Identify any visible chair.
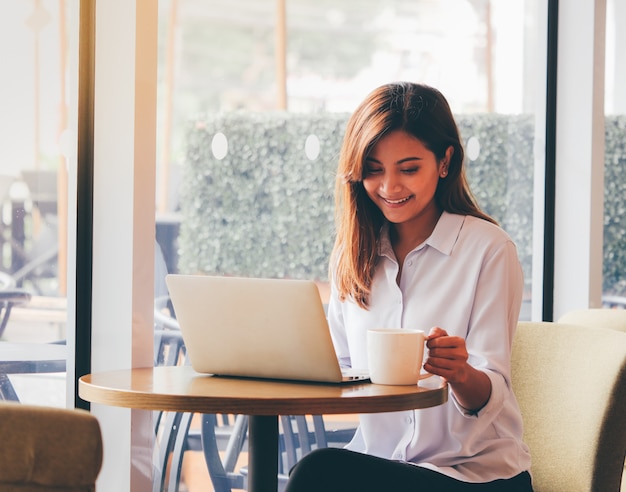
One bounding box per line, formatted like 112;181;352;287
151;250;355;491
0;402;103;492
557;308;626;491
226;414;356;492
152;304;356;492
0;271;31;338
152;298;246;492
200;413;249;492
602;296;626;309
152;306;191;492
557;308;626;333
512;321;626;492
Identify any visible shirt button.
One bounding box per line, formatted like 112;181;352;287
407;260;413;267
393;453;403;460
405;416;413;424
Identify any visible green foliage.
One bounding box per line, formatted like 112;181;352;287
179;112;345;279
178;112;624;295
603;115;626;295
458;114;535;290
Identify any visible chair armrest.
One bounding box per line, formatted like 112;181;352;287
0;289;32;304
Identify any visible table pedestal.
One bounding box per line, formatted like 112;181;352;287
249;415;280;492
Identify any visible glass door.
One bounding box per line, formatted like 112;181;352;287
0;1;78;407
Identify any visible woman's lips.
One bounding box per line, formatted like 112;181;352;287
381;195;412;205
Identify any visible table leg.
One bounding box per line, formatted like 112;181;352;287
248;415;279;492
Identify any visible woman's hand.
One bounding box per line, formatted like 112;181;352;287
424;327;470;384
425;327;492;412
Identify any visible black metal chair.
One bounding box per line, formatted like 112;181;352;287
151;245;356;491
236;414;357;492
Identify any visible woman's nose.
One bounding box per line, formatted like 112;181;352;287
381;172;401;193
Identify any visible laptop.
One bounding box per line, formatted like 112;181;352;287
165;274;369;384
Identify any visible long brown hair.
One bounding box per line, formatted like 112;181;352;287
331;82;496;308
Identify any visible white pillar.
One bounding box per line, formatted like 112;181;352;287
91;0;157;490
553;0;606;318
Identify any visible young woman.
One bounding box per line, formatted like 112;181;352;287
285;82;533;491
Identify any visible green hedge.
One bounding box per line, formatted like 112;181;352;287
178;112;624;295
603;116;626;295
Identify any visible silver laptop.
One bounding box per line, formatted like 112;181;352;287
165;274;369;384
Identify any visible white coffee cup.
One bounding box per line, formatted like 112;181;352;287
367;328;432;385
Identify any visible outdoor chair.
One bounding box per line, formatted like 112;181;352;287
512;321;626;492
9;170;60;296
152;291;356;492
0;271;31;338
0;402;103;492
152;294;247;492
151;246;356;491
207;413;356;492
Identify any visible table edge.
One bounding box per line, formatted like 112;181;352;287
79;373;448;415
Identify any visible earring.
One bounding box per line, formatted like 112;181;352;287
441;169;448;177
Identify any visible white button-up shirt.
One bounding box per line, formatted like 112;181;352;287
327;212;532;482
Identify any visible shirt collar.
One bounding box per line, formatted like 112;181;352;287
427;211;465;256
378;211;465;259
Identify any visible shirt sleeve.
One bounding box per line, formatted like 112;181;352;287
450;238;523;418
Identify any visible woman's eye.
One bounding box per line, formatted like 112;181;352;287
365;167;382;175
401;167;418;174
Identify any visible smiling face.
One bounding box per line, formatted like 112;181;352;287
362;129;450;235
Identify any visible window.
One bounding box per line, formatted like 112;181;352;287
603;0;626;308
0;0;78;408
157;0;546;318
154;0;548;488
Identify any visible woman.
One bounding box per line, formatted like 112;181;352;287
285;82;533;491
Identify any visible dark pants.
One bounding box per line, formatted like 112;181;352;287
284;448;533;492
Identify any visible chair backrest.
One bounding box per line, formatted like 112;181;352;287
0;402;102;491
512;321;626;492
558;308;626;333
234;414;355;492
279;415;328;474
201;413;249;492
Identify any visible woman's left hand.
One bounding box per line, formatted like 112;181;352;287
424;326;492;412
424;327;470;384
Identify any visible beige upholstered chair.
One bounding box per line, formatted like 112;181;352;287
512;321;626;492
558;308;626;333
557;308;626;491
0;402;103;492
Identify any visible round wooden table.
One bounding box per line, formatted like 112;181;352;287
79;365;448;492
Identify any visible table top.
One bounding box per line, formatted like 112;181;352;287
0;342;66;374
79;365;448;415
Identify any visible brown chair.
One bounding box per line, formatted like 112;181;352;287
512;321;626;492
0;402;103;492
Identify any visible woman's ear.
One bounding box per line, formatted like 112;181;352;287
445;145;454;162
440;146;454;177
